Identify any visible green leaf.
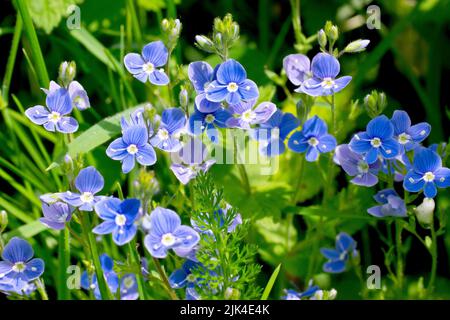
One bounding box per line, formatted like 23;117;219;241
27;0;83;34
261;264;281;300
3;220;47;240
48;105;143;170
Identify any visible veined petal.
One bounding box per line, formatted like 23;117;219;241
106;138;129;160
94;198;121;220
120;199;140;224
123;125;148;146
302;115;328;137
112;225;137;246
56;117;78;134
317;134;336;153
124;53;145;74
92;220;116;235
136;144;157;166
413;148;442;174
403;171;425;192
349;132;372;154
283;54;311;86
279;113;300;140
170;164;196;185
188;61;213;93
144;235;168;258
332;76;352;93
391;110;411;135
252;102;277;124
46;87;72;115
122;154;136;173
423;182;437;198
305;146;319;162
2;238;34;263
237;79;259;101
141;41;168;67
148;70;169;86
161;108;186;134
205;81;228;103
173;226;200;250
311;53;340;79
380;138;400;159
216;59;246;84
366;115;394;140
149;207;181;236
297;77;324;97
408;122;431;143
23;258;44;281
195;93;221;113
434;167;450;188
75;166;104;194
288;132;308;153
25;105;50;125
351;172;378;187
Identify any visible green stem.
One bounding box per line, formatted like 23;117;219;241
152;257;179;300
291;156;305;204
15;0;49;87
35;278;49;300
80;211;113;300
427;222;438;293
128;240;147;300
395;220;404;294
57;228;70;300
126;0;142;47
1;14;22;108
289;0;303;48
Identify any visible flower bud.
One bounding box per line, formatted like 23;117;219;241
58;61;76;87
195;35;215;53
364;90;387;118
224;287;241;300
414;198;435;227
179;89;188;108
324;21;339;42
161;19;170;32
344;39;370;53
214;32;223;46
0;210;8;233
318;29;327;48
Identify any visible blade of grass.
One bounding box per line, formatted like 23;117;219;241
261;263;281;300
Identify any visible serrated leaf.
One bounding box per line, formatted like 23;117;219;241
48;105;143;170
27;0;83;34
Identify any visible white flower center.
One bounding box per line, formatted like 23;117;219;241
205;114;215;124
321;77;336;89
308;137;319;147
357;160;369;173
115;214;127;226
370;137;382;148
127;144;139;155
12;262;26;273
161;233;176;246
80;192;94;203
241;110;256;122
398;133;410;145
157;128;170;140
227;82;239;92
123;276;135;289
186;274;197;283
48;111;61;123
423;171;435;182
142;62;155;74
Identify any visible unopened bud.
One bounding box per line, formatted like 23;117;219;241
364;90;387;118
415;198;435;227
195;35;215;53
0;210;7;233
344;39;370;53
318;29;327;48
161;19;170;32
58;61;76;87
179;89;188;108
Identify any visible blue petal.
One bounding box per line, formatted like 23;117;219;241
106;138;129;160
188;111;206;135
216;59;246;84
122;154;136;173
161;108;186;134
173;226;200;252
302;116;327;138
206;125;219;144
25;105;50;125
141;41;168;67
279;113;300;140
94;198;121;220
305;146;319;162
23;258;44;281
148;69;169;86
144;235;168;258
373;188;398;204
205;82;228;103
149;207;181;236
288;132;308;153
46;88;72;115
56;117;78;134
332;76;352;93
92;221;116;235
136;144;157;166
413;148;442;174
237;79;259;101
336;232;355;252
0;261;12;275
320;248;340;260
380;138;400;159
44;121;56;132
150;135;182;152
226;92;241;105
120;199;140;224
348;132;372;154
169;268;188;289
188;61;213;93
261;109;283;129
283;53;311;86
297;77;325;97
100;254;114;272
403;171;425;192
367;205;384;217
366;115;394;140
170;164;196;185
253;102;277;125
212;108;232;128
435;168;450;188
113;225;137;245
317;134;336;153
124;53;145;75
75;166;104;194
195;93;221;113
260;139;285;157
68;81;90;110
351;172;378;187
408;122;431;143
323;259;346;273
311;53;340;79
2;238;34;263
423;182;437;198
391;110;411;135
123;126;148;146
365;148;379;165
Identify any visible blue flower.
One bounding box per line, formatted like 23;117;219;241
191;202;242;236
169;260;201;289
390;110;431;153
334;144;380;187
119;274;139;300
297;53;352;97
150;108;186;152
124;40;169;85
320;232;358;273
282;282;320;300
107;125;157;174
226;100;277;129
40;201;73;230
188;61;221;113
253;109;300;156
349;115;400;164
367;189;407;218
403;148;450;198
144;207;200;259
288;115;337;162
81;253;119;300
170;138;216;185
283;54;312;87
0;238;45;290
25;87;78;133
205;59;259;105
93;198;140;246
189;107;231;143
59;166;105;211
43;80;91;110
